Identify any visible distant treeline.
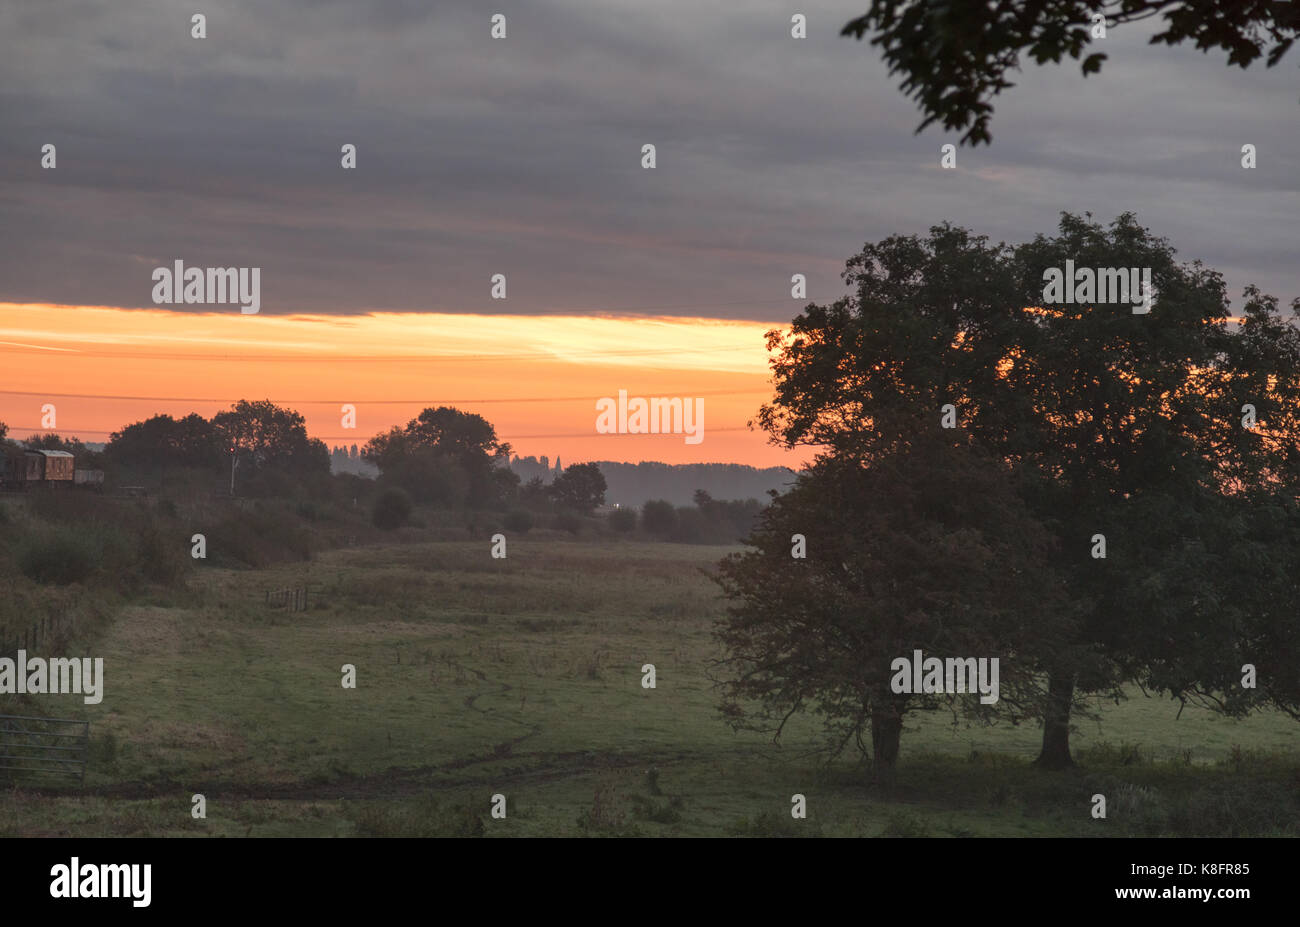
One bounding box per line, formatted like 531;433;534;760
2;408;780;543
509;457;793;508
326;447;793;509
329;444;379;477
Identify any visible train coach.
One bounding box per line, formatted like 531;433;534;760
1;448;76;490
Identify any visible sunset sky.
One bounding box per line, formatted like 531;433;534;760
2;2;1294;468
0;303;801;466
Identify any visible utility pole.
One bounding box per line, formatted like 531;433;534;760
229;446;237;496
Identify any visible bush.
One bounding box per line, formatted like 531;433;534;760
576;782;642;836
19;530;95;585
207;507;313;568
372;488;412;530
554;511;582;535
502;509;534;533
90;731;120;769
641;499;676;537
132;521;191;586
629;793;683;824
608;507;637;533
672;506;705;542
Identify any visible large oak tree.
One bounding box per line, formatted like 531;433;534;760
752;212;1300;768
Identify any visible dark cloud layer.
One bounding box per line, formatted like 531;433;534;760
1;0;1296;319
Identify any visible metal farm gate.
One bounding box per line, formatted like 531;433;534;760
0;714;89;787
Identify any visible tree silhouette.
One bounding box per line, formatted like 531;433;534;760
714;434;1073;783
753;212;1300;768
842;1;1300;145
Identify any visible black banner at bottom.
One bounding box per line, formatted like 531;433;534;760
1;836;1286;915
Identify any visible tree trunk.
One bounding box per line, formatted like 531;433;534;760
1035;672;1075;769
870;696;903;787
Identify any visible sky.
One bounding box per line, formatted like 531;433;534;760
1;1;1297;465
0;304;786;465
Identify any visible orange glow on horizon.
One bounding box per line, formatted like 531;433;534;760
0;303;812;469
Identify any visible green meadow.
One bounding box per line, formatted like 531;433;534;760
1;534;1296;837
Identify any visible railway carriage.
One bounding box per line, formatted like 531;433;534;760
1;449;76;489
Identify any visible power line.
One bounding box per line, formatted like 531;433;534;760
437;297;801;315
6;425;757;440
4;296;800;318
0;388;769;404
0;344;764;363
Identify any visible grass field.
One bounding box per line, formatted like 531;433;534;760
2;534;1296;837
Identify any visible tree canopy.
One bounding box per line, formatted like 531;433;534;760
743;212;1300;769
363;407;516;508
107;413;223;472
212;400;329;477
714;434;1075;781
549;462;607;514
841;1;1300;145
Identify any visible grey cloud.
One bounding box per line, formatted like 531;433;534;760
0;0;1295;318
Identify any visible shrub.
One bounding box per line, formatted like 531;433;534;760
554;511;582;535
576;782;642;836
90;730;120;769
206;508;313;568
672;506;705;542
502;509;534;533
608;507;637;533
641;499;676;536
19;530;95;585
629;793;683;824
133;521;190;586
372;488;412;530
